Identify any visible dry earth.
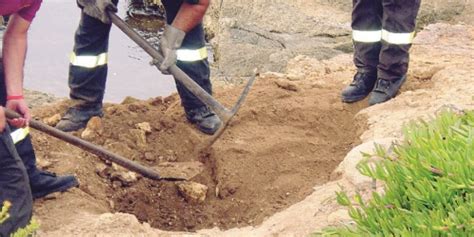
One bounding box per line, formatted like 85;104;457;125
28;22;474;237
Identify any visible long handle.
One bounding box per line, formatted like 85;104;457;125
4;109;165;180
109;13;232;122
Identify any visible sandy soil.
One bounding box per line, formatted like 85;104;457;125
30;65;364;232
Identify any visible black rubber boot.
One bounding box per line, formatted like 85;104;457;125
368;75;407;105
341;72;377;103
15;136;79;199
30;171;79;199
185;106;222;135
55;104;103;132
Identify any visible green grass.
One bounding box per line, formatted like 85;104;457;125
318;110;474;237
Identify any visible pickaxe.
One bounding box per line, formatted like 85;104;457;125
109;13;257;148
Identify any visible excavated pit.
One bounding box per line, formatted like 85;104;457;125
32;75;364;232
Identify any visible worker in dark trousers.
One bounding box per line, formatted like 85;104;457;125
56;0;221;135
341;0;421;105
0;4;80;235
0;108;33;236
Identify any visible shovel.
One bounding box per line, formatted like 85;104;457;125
5;109;204;181
109;13;257;148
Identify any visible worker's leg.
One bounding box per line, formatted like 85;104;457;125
341;0;383;103
369;0;421;105
14;130;79;199
56;0;119;132
0;58;79;200
162;0;221;135
0;126;33;236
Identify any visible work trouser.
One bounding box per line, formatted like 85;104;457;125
0;57;38;236
0;58;38;184
70;0;211;111
0;126;33;236
352;0;421;81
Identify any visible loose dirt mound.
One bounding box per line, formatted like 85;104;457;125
32;74;362;232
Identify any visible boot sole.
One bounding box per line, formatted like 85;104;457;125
32;178;80;199
341;94;369;103
368;76;407;106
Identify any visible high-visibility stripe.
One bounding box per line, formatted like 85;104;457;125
70;52;108;68
176;47;208;62
10;127;29;144
352;30;382;43
382;29;415;45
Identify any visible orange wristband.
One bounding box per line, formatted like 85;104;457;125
6;95;24;100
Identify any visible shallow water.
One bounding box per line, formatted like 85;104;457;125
24;0;175;103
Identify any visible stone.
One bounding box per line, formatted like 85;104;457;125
43;114;61;127
121;96;140;105
95;163;109;179
286;73;304;81
332;138;398;187
129;129;147;149
87;117;103;133
178;182;209;203
81;117;103;140
111;171;139;187
135;122;152;134
274;80;300;92
81;128;97;141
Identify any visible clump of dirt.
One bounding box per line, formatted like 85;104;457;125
33;75;363;231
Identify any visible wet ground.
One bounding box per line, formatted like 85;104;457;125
24;0;175;103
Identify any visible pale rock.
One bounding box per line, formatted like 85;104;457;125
43;114;61;127
135;122;152;134
286;73;304;81
95;163;109;178
87;117;104;134
274;80;300;92
111;171;139;186
178;182;209;203
332;138;397;187
121;96;140;105
81;128;97;141
326;209;350;226
129;129;147;148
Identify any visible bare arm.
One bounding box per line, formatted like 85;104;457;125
3;14;32;126
172;0;210;32
0;107;5;132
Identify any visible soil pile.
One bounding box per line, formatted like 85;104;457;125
32;73;362;232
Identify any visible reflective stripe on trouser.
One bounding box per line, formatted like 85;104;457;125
68;6;115;107
163;0;212;111
0;126;33;236
70;52;108;69
177;47;208;62
352;0;420;81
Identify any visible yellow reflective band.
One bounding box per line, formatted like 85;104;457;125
382;29;415;45
10;127;30;144
176;47;208;62
70;52;108;68
352;30;382;43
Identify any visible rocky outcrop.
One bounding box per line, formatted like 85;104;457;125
206;0;474;78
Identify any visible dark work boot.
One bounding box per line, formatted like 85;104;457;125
368;76;407;105
185;106;222;135
55;104;103;132
341;72;378;103
30;171;79;199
